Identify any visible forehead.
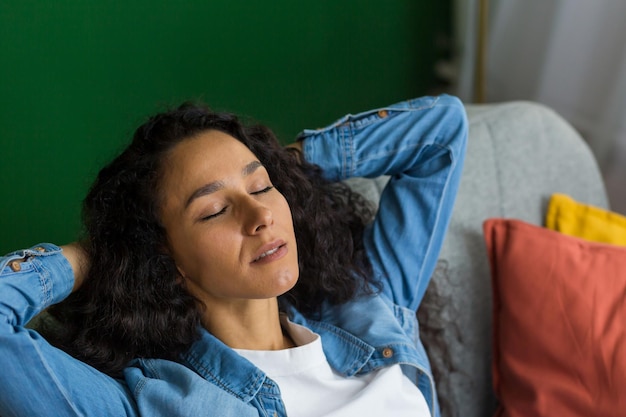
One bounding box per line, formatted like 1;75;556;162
165;130;256;177
159;130;259;206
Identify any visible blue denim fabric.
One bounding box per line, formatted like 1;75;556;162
0;95;467;417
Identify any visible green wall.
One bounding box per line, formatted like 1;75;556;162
0;1;450;253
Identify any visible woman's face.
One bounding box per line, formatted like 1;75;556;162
159;130;299;309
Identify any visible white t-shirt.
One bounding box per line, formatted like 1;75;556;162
235;317;431;417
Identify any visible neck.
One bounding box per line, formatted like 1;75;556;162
201;297;295;350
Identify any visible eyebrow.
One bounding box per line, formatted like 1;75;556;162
184;160;263;209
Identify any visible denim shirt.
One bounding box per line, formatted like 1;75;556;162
0;95;467;417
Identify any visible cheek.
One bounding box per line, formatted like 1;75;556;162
166;228;206;280
276;194;294;223
181;230;242;279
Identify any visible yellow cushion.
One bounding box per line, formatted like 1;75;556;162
546;193;626;245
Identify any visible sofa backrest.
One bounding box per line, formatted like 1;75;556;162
346;101;609;417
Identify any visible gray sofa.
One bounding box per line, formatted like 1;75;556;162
347;102;609;417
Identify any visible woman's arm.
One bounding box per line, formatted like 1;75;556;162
297;95;468;311
60;242;89;292
0;244;137;416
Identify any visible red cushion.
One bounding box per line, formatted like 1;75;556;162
484;219;626;417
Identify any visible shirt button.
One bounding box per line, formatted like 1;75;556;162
377;109;389;118
34;246;45;252
9;260;22;272
382;347;394;358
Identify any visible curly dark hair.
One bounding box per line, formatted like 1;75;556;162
44;103;377;377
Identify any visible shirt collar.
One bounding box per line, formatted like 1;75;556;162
181;329;267;403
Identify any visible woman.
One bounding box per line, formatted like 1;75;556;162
0;94;467;417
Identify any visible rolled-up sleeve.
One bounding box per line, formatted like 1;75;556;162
0;244;137;416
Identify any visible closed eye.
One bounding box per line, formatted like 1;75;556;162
200;207;227;222
251;186;274;195
198;186;273;222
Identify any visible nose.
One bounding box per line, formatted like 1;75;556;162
242;197;273;235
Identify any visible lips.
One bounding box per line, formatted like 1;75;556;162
251;240;287;263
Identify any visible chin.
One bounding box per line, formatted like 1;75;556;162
275;269;299;295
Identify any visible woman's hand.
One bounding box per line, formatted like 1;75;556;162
285;141;302;153
60;243;89;292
